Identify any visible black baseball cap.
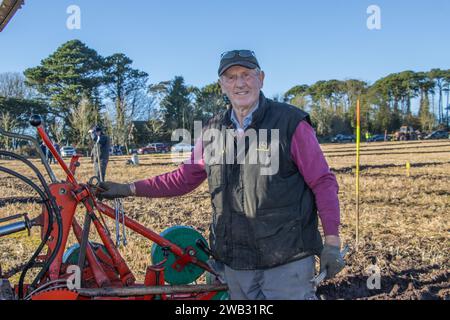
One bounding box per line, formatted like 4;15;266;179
218;50;261;76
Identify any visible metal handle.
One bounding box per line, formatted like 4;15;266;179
311;245;349;286
0;214;32;238
114;199;127;247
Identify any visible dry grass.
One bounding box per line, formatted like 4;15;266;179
1;140;449;299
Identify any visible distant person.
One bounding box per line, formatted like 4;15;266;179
89;126;110;181
49;142;61;164
40;142;48;164
47;147;54;164
54;143;61;156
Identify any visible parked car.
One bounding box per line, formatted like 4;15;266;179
171;143;194;153
368;134;391;142
331;134;355;143
61;146;77;157
424;130;449;140
138;143;171;154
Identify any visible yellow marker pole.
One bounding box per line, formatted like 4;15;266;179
355;99;361;250
406;161;411;177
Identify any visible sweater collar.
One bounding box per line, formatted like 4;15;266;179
222;92;269;129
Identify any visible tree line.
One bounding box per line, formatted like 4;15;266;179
0;39;449;151
284;69;450;137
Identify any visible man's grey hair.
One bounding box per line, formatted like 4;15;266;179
219;67;262;80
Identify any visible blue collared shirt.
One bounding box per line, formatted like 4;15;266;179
230;102;259;131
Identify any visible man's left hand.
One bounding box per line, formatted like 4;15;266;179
320;240;345;279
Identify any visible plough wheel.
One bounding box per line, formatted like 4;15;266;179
151;226;209;285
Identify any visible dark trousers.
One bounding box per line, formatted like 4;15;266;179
94;159;108;181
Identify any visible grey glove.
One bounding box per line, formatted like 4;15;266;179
320;244;345;279
98;182;133;200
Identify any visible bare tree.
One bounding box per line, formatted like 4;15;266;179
48;119;66;145
102;111;115;145
103;53;149;148
0;72;33;99
0;112;19;150
69;97;97;148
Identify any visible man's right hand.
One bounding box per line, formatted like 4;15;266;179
97;182;134;200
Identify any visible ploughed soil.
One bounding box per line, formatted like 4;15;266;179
1;140;449;300
317;252;449;300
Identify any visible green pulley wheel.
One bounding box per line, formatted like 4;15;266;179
151;226;209;285
63;242;109;266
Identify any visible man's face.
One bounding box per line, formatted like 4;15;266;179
219;65;265;110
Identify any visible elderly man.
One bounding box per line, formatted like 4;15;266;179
98;50;344;300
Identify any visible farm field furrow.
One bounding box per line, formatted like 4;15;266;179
0;140;449;299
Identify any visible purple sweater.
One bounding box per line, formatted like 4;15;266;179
134;121;340;236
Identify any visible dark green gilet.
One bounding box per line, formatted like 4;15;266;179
204;93;323;270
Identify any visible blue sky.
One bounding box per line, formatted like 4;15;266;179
0;0;449;100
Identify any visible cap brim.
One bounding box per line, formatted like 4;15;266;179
219;61;259;76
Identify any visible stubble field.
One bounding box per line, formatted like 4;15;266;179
0;140;449;300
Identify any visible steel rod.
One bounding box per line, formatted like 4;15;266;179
77;284;229;297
